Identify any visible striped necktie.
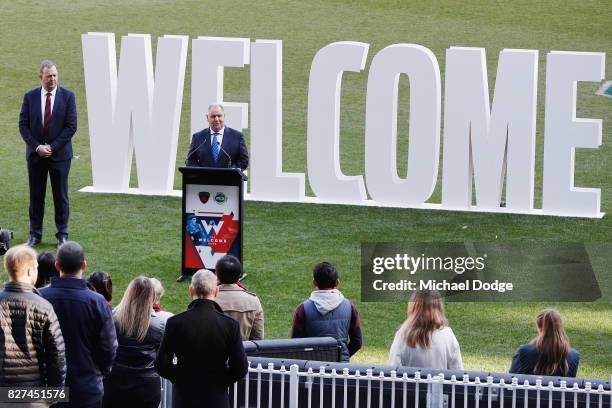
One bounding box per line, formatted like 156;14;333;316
212;133;219;162
43;92;52;138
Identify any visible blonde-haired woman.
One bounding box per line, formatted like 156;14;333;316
389;290;463;370
103;277;165;408
150;277;173;321
510;309;580;377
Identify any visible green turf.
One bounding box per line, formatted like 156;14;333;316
0;0;610;379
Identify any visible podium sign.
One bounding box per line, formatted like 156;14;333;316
179;167;244;276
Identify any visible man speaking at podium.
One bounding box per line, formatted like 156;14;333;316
186;104;249;170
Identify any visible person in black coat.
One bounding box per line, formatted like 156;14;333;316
103;276;165;408
155;269;248;408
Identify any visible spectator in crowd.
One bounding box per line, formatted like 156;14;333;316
35;251;59;288
88;271;113;305
510;309;580;377
103;276;165;408
0;246;66;398
40;241;117;408
291;262;362;362
151;277;173;321
215;255;264;340
150;277;174;408
155;269;248;408
389;290;463;370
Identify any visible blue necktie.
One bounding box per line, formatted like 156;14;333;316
212;133;219;162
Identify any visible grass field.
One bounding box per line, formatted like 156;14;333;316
0;1;610;379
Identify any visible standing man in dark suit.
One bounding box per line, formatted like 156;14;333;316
155;269;248;408
19;60;77;248
186;104;249;170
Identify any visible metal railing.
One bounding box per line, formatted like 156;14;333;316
233;362;610;408
160;361;611;408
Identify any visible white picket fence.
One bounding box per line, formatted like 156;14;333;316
160;361;611;408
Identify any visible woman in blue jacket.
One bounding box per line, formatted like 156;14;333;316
510;309;580;377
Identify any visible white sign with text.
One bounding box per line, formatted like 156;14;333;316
80;33;605;218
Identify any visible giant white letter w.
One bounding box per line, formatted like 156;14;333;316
82;33;188;195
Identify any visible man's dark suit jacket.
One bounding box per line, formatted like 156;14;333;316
155;299;248;408
19;86;77;162
186;127;249;170
40;277;117;406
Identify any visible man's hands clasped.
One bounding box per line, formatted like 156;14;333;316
36;144;53;158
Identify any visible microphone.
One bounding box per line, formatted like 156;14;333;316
184;134;209;166
220;144;247;180
220;145;233;168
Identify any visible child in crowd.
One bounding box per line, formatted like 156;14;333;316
35;251;58;288
510;309;580;377
88;271;113;306
389;290;463;370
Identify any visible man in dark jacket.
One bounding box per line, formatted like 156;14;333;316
40;242;117;408
155;269;248;408
291;262;363;362
185;104;249;170
0;245;66;398
19;60;77;248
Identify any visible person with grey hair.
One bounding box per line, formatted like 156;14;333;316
150;277;173;321
155;269;247;408
149;277;173;407
185;104;249;170
19;60;77;248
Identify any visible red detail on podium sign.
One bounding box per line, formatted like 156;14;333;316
184;231;205;269
209;214;239;254
199;191;210;204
